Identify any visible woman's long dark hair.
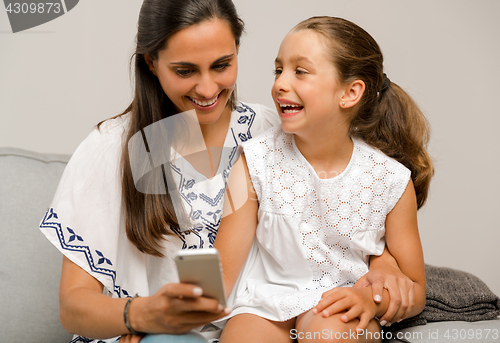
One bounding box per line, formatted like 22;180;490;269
101;0;244;257
293;17;434;209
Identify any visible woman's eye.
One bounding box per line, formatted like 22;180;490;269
213;63;230;71
176;69;194;77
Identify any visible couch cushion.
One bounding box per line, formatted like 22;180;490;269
0;147;73;342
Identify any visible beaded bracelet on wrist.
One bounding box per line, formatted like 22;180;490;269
123;294;142;335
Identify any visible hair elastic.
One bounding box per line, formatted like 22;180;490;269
381;73;391;93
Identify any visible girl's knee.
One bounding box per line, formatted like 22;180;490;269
296;313;380;343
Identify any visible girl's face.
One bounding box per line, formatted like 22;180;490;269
272;29;345;136
148;19;238;126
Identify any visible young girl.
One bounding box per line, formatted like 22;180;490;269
215;16;433;342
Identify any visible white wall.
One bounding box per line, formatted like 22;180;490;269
1;0;499;296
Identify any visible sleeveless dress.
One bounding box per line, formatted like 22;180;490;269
225;126;411;322
39;102;279;343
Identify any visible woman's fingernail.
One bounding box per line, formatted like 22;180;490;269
380;320;387;326
192;287;203;296
374;294;382;302
217;304;224;312
224;307;232;315
398;319;403;323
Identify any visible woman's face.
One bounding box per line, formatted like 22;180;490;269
148;19;239;126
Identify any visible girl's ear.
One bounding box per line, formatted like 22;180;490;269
144;54;157;76
340;80;365;108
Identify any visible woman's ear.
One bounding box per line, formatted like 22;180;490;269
144;54;157;76
340;80;365;108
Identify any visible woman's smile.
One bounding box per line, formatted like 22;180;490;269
147;19;239;126
187;91;223;111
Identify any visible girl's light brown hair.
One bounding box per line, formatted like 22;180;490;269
293;16;433;209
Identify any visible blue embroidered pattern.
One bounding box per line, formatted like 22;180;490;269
40;208;128;298
169;104;257;250
199;188;225;206
229;103;256;166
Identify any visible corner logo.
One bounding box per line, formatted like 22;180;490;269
3;0;79;33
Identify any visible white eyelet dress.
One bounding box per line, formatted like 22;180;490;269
225;126;411;322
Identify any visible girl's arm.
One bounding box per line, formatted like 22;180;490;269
60;256;228;339
214;154;259;296
383;179;426;317
354;246;416;325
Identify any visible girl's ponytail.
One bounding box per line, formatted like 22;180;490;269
351;81;434;209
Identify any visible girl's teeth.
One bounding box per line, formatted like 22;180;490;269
279;103;303;114
280;104;301;108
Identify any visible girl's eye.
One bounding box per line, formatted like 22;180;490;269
176;69;194;77
213;63;231;71
273;69;282;76
295;69;307;75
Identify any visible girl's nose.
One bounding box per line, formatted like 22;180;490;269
273;73;289;94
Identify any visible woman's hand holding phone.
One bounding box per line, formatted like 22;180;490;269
127;281;230;335
125;249;230;335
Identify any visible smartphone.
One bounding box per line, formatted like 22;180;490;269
174;248;226;307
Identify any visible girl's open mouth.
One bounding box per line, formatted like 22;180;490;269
280;104;304;114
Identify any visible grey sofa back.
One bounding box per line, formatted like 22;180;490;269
0;147;74;342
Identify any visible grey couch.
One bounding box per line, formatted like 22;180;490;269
0;147;73;342
1;147;499;343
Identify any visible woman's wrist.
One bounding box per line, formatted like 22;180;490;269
127;295;147;335
124;294;143;335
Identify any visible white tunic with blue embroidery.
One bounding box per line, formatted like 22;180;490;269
39;102;279;343
224;126;411;322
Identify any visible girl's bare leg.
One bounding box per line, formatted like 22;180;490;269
295;310;381;343
219;313;295;343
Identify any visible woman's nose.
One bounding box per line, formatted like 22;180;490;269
195;74;218;99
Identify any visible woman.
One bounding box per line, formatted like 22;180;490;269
39;1;416;342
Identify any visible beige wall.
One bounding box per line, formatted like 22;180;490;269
1;0;499;296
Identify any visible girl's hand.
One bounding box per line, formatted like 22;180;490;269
312;287;377;332
353;260;415;326
131;283;231;335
